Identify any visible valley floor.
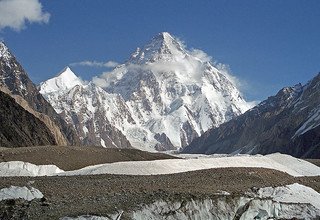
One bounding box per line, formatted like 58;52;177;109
0;146;320;219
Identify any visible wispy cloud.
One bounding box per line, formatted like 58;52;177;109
70;60;119;68
0;0;50;31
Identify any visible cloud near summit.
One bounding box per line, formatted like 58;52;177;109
0;0;50;31
70;60;119;68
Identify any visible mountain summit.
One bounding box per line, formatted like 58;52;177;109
129;32;186;63
40;32;253;150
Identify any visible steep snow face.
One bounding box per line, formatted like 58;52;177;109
39;67;83;94
0;186;43;201
40;32;252;150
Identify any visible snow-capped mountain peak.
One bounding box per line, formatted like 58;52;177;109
40;32;253;151
39;67;83;94
129;32;186;63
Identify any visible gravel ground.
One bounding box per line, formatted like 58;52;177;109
306;159;320;167
0;167;319;220
0;146;176;170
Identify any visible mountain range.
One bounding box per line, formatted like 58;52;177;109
0;32;319;158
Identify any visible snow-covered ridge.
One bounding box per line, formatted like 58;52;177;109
40;32;254;150
1;153;319;177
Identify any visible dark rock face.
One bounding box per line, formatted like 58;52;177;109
0;91;57;147
72;103;132;149
0;42;80;146
184;73;320;158
154;133;175;151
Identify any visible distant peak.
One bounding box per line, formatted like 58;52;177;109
40;67;83;94
56;66;75;77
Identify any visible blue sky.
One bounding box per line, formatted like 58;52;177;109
1;0;320;102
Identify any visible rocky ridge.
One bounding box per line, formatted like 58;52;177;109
183;73;320;158
0;42;80;147
0;90;57;147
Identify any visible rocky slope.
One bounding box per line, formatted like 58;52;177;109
183;73;320;158
0;90;57;147
40;32;252;150
0;42;80;146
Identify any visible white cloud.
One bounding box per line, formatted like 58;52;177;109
190;49;212;62
0;0;50;31
92;76;109;88
70;60;119;68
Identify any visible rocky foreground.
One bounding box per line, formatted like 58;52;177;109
0;168;319;219
0;147;319;219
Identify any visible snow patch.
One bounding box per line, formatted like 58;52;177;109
0;161;64;176
0;186;43;201
295;106;320;136
100;139;106;148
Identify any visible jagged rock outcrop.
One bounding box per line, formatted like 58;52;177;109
0;90;57;147
184;73;320;158
0;42;80;146
40;32;252;150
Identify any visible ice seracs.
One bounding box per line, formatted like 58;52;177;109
40;32;253;150
132;183;320;220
